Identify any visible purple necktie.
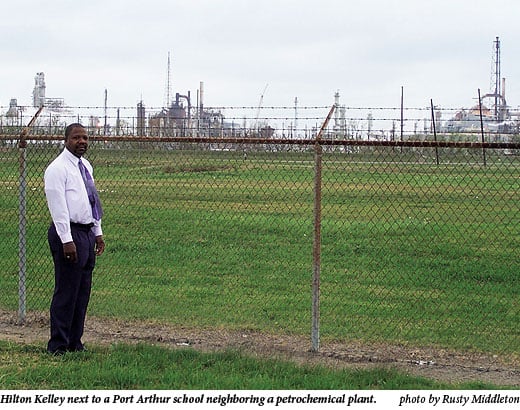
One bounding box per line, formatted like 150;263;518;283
78;159;103;220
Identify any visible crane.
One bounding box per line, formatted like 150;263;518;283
254;83;268;132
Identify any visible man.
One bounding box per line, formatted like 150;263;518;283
44;123;105;354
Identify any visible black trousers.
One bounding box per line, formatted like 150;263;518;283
47;223;96;353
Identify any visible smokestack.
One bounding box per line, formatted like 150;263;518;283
137;101;146;137
199;81;204;111
501;77;506;100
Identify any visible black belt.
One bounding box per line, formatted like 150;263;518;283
70;222;94;230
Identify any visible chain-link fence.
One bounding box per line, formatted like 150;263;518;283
1;104;519;369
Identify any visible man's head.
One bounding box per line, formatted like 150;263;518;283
64;123;88;157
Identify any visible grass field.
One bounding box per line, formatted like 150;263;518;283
1;143;519;363
0;340;504;389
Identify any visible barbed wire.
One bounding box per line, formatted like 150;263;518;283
0;104;499;112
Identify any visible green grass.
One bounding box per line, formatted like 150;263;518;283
0;341;502;389
1;144;519;361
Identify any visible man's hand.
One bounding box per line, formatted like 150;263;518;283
63;241;77;263
95;235;105;256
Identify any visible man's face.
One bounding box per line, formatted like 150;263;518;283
65;126;88;157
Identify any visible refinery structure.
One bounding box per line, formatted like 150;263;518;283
0;71;257;139
0;70;228;138
1;38;519;141
2;72;72;131
443;37;517;135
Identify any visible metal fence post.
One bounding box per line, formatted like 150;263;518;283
18;135;27;325
311;105;335;352
478;89;487;166
17;107;43;325
311;136;322;352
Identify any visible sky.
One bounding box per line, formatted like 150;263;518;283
1;0;520;113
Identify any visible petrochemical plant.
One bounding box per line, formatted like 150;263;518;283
443;37;518;134
1;37;519;140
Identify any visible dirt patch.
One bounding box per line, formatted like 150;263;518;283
1;309;518;387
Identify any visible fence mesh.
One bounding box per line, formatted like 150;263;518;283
1;104;519;369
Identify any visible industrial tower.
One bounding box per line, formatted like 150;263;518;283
33;72;46;108
482;37;508;122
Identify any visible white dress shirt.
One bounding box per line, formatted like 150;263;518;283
44;147;103;243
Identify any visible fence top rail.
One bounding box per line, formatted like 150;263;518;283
2;133;520;150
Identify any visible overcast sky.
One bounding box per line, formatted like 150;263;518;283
2;0;520;112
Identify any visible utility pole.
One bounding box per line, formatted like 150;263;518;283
400;86;404;141
104;89;108;135
294;97;298;139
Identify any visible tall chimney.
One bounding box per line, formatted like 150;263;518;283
199;81;204;112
